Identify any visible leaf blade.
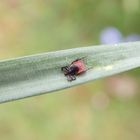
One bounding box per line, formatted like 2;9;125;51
0;42;140;103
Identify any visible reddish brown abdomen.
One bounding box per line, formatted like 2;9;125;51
72;60;86;74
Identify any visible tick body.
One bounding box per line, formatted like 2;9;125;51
61;58;88;81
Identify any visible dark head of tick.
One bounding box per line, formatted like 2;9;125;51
61;58;88;81
64;65;79;76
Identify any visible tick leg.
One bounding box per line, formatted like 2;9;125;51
67;75;73;81
72;56;87;63
79;56;87;60
67;75;76;81
71;75;76;80
61;66;68;71
86;67;93;71
61;66;69;75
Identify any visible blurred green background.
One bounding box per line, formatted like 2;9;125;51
0;0;140;140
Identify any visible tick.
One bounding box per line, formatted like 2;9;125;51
61;57;89;81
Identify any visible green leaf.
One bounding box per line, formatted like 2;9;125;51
0;42;140;103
